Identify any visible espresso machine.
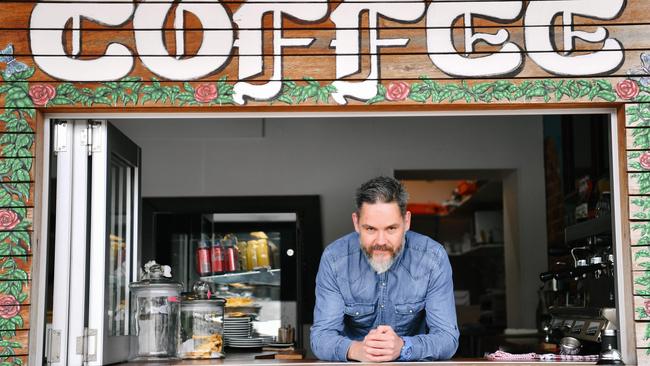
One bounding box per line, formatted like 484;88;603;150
538;214;618;355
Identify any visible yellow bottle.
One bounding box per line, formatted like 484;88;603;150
256;238;270;268
268;240;280;269
246;240;259;270
236;241;248;271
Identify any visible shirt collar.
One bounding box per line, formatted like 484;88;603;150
391;231;409;270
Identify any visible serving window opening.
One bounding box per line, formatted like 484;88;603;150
39;112;623;363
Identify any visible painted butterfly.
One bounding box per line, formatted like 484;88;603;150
628;52;650;88
0;44;29;78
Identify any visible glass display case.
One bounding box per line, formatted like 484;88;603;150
194;214;296;344
141;196;323;349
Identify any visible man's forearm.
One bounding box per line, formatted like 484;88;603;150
406;329;459;360
310;330;353;361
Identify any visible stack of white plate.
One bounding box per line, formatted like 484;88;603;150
226;336;269;348
223;317;252;341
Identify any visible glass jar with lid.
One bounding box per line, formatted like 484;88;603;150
129;264;182;360
179;281;226;359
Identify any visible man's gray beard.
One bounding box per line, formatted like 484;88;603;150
365;244;404;274
368;256;395;274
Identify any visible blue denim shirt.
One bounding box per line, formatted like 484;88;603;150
310;231;459;361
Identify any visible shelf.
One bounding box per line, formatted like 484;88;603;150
564;214;612;243
200;268;281;286
448;243;504;257
445;181;502;217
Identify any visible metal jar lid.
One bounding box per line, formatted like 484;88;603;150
181;297;226;312
130;278;183;293
603;329;616;336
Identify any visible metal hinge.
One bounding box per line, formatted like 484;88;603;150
46;328;61;363
76;328;97;362
53;120;68;153
82;120;103;155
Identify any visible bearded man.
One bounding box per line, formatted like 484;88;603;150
310;176;459;362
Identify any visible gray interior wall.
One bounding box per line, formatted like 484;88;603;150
112;115;547;329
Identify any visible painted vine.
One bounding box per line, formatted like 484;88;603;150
636;272;650;295
0;47;648;364
0;61;33;364
636;249;650;270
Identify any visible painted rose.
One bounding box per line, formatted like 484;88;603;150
615;79;640;100
640;152;650;170
0;209;19;230
0;295;20;319
385;81;410;101
194;83;218;103
645;300;650;315
28;84;56;106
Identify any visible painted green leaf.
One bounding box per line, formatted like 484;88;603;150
631;172;650;194
366;84;385;105
597;91;616;102
11;231;29;251
0;341;21;348
596;79;612;91
636;275;650;287
0;282;22;299
10;160;30;176
8;169;28;183
633;129;650;149
410;93;428;103
636;250;650;260
10;317;22;330
10;133;29;150
472;82;492;94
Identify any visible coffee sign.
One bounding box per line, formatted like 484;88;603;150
29;0;626;104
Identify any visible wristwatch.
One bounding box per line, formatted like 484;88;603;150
399;337;413;360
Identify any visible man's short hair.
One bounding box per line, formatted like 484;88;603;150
355;176;409;217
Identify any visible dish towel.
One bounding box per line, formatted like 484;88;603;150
486;350;600;362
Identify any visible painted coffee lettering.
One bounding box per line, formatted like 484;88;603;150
134;0;233;80
329;0;426;104
524;0;625;75
427;0;523;77
232;0;327;104
27;0;627;99
30;0;134;81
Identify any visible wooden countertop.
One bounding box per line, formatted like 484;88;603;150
124;358;601;366
125;361;599;366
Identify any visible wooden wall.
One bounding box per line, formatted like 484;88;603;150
0;0;649;364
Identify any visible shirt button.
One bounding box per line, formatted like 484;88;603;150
409;310;413;313
381;282;386;286
380;304;385;308
355;312;359;315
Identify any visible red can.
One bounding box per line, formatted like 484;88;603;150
195;242;211;276
211;241;224;274
224;246;239;272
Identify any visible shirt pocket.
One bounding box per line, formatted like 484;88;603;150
394;300;426;334
344;304;376;330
